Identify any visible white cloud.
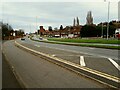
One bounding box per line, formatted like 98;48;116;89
1;2;118;33
1;0;119;2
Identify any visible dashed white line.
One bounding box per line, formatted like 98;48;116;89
79;56;86;66
52;54;56;57
34;44;40;47
89;48;95;50
108;58;120;71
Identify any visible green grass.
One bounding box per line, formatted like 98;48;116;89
48;38;120;44
30;37;120;50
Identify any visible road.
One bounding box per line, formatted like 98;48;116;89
26;37;119;60
0;41;2;89
2;53;21;88
2;39;106;88
17;37;119;77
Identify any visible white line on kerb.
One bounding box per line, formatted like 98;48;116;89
79;56;86;66
108;58;120;71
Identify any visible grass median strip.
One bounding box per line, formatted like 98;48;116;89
30;38;120;50
48;38;120;44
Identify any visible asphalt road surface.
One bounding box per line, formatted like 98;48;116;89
0;41;2;89
2;40;107;88
24;37;119;60
16;37;119;78
2;53;21;88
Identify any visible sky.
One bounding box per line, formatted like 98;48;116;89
0;0;119;33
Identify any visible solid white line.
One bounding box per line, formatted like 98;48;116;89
80;56;86;66
108;58;120;71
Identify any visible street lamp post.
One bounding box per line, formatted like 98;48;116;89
107;1;110;40
101;22;103;38
36;16;38;35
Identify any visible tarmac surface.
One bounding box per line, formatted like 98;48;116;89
2;39;106;88
2;53;21;88
18;38;120;78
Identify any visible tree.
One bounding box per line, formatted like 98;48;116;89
54;27;58;30
18;29;25;36
60;25;63;30
2;23;14;38
76;17;79;26
73;18;76;26
48;26;52;31
81;25;98;37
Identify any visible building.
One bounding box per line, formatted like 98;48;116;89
38;17;82;38
115;28;120;38
39;26;47;36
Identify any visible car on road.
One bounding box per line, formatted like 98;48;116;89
21;38;25;40
39;37;43;40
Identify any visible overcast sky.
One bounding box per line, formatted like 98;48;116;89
0;0;119;33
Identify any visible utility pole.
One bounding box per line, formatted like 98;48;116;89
29;24;31;34
104;0;110;40
7;18;10;40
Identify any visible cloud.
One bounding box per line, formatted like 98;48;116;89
1;2;118;33
1;0;119;2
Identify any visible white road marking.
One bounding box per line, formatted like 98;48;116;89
79;56;86;66
108;58;120;71
34;44;40;47
89;48;95;50
52;54;56;57
43;45;119;60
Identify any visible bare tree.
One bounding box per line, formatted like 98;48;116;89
76;17;79;26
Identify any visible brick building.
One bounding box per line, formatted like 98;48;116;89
38;17;82;38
